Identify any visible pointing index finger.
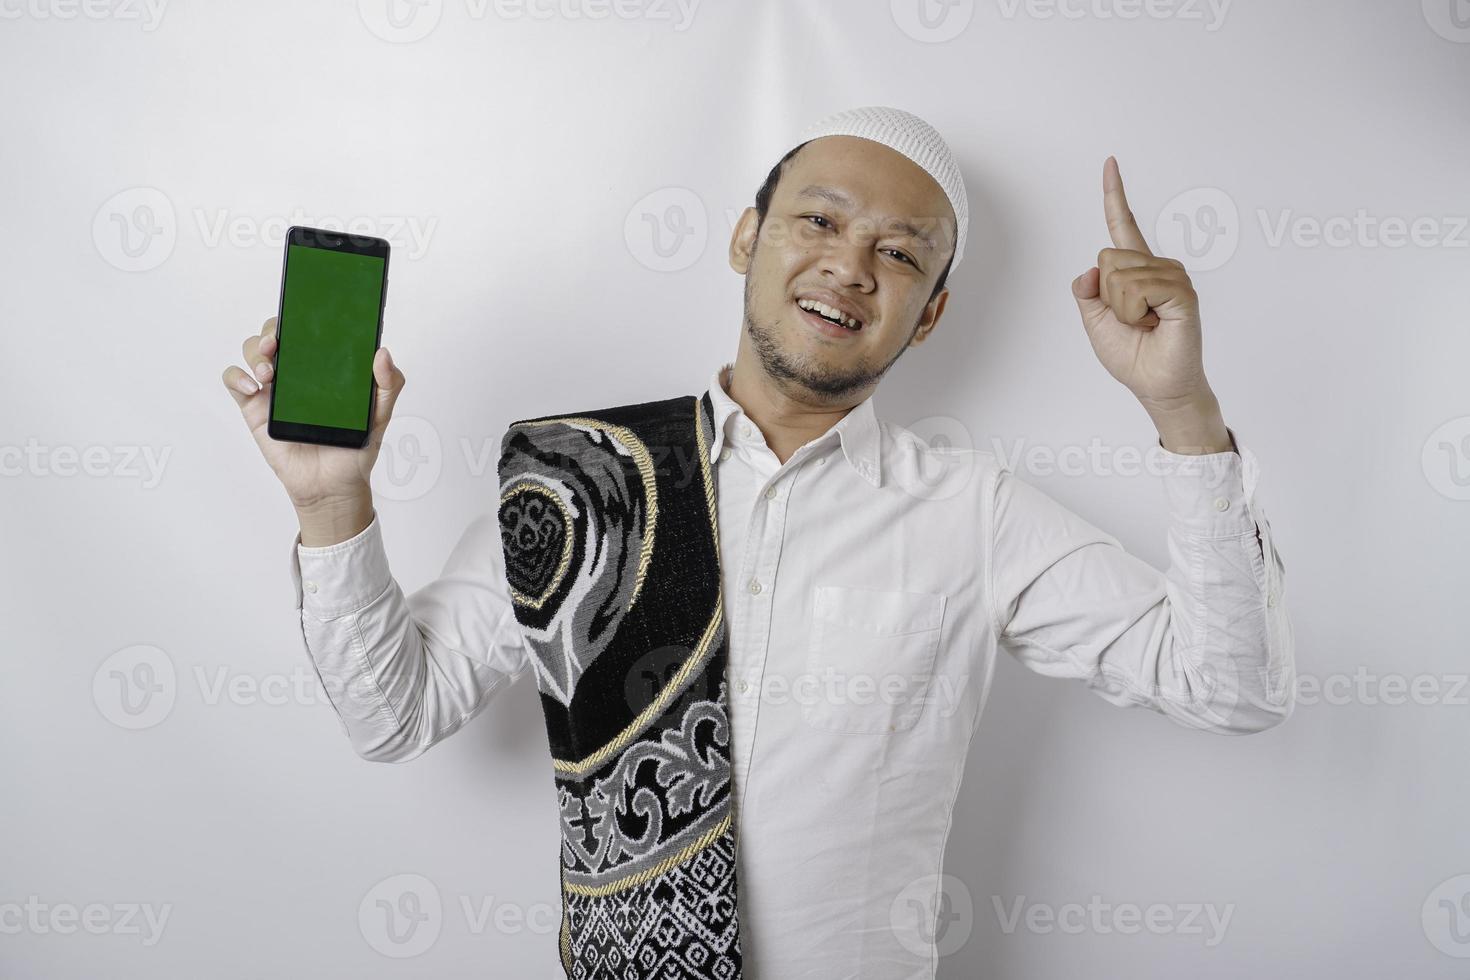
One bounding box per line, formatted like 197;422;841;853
1103;156;1153;256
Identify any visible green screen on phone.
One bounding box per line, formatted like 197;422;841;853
273;244;385;430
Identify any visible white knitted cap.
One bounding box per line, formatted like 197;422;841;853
788;105;969;270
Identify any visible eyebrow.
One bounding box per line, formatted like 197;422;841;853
794;184;938;251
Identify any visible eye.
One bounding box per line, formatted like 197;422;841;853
802;214;834;230
884;248;917;267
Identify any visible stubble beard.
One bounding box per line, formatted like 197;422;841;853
741;272;919;403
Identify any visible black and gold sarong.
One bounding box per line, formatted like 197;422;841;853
497;391;743;979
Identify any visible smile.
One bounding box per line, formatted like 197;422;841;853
796;303;864;339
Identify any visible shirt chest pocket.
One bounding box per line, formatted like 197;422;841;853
802;585;947;735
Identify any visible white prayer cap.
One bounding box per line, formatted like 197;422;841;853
785;105;970;270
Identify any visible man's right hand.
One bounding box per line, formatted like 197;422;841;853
221;316;406;545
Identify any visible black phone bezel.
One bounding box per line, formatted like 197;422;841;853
266;225;391;449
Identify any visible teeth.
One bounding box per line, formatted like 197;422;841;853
798;298;860;329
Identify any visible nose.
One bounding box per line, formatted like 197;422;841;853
818;234;876;293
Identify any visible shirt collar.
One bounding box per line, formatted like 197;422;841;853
705;362;883;488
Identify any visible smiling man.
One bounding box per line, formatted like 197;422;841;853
224;105;1294;979
731;131;957;427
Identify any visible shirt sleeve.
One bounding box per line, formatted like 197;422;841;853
987;426;1294;735
289;509;532;762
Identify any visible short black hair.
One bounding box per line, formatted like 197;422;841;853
752;140;954;304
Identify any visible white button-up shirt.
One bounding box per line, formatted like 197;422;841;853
290;361;1293;979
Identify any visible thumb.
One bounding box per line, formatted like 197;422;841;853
1071;267;1108;326
370;346;405;432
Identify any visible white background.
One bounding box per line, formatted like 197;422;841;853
3;0;1469;976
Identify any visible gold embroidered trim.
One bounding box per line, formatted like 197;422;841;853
563;812;732;898
694;393;722;557
506;416;658;611
552;595;723;775
499;482;575;611
550;398;724;777
559;906;572;971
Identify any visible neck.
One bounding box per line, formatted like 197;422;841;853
724;344;868;465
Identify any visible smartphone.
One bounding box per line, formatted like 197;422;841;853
267;226;390;448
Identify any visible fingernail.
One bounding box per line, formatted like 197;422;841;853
236;377;257;395
254;361;270;382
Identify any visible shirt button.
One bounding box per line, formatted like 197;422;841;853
741;423;753;438
764;486;777;500
816;456;827;466
719;447;732;462
1213;497;1230;511
738;679;749;693
747;578;762;595
1266;592;1277;608
303;580;318;594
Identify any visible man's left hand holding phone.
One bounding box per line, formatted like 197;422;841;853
221;225;402;548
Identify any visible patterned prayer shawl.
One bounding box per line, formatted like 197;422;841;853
496;391;744;979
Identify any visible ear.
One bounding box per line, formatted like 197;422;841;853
729;207;759;274
909;288;949;347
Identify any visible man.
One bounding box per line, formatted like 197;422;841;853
222;106;1294;979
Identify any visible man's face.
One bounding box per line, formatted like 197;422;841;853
729;135;955;402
